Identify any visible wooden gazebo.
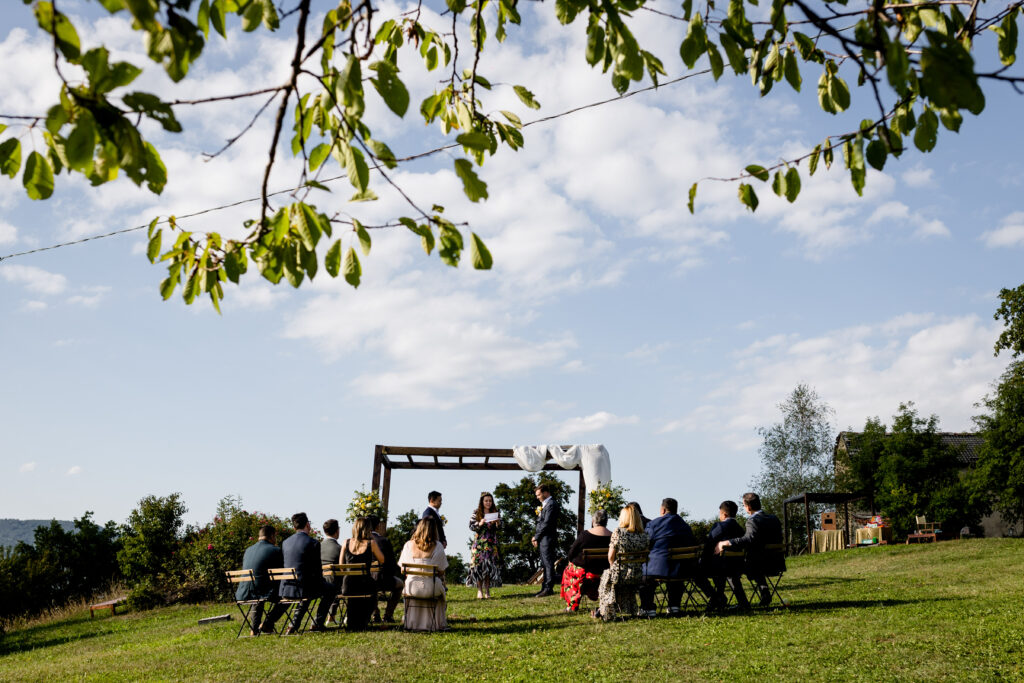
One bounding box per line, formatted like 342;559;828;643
782;491;872;555
370;445;587;533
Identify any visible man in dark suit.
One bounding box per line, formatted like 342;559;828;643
368;514;403;622
279;512;337;633
702;500;748;609
320;518;342;624
638;497;696;616
421;491;447;548
237;525;286;634
716;492;785;606
531;483;559;597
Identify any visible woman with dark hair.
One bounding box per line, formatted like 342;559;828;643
340;517;386;630
398;518;449;631
560;509;613;612
467;491;502;599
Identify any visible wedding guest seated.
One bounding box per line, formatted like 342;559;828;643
368;514;403;623
560;509;613;612
702;500;748;610
280;512;337;633
715;492;785;606
238;525;286;635
339;517;386;631
595;502;649;621
398;519;449;631
638;497;696;617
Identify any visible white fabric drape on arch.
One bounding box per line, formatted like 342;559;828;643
511;444;611;490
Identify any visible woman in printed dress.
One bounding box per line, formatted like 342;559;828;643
595;502;648;620
466;492;502;599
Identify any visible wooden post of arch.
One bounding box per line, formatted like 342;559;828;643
370;445;586;534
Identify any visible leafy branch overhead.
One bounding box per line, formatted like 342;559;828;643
1;0;1021;309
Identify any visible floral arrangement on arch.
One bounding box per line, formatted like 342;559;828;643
345;489;386;523
587;480;628;516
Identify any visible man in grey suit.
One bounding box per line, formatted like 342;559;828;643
237;525;286;634
715;492;785;606
280;512;337;633
320;518;342;623
531;483;559;597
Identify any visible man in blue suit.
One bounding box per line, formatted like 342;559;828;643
237;525;286;634
531;483;559;597
702;500;748;609
716;492;785;606
638;497;696;616
421;491;447;548
279;512;337;633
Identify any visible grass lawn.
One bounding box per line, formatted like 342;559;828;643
2;538;1023;682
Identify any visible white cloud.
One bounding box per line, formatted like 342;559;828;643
868;201;949;239
1;264;68;295
20;300;47;312
67;286;111;308
19;462;36;473
561;359;588;373
66;465;82;476
981;212;1024;248
626;342;672;361
667;314;1007;451
901;164;935;188
0;220;17;245
548;411;639;439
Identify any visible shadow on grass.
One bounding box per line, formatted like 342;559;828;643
0;628;105;656
782;596;962;613
450;611;570;624
783;576;867;590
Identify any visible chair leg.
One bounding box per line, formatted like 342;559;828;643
235;601;259;638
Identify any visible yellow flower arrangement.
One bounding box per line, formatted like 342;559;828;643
345;489;386;523
587;481;628;516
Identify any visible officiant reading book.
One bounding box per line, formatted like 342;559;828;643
467;492;503;599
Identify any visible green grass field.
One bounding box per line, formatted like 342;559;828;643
2;539;1022;682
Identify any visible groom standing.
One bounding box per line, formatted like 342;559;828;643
531;483;559;597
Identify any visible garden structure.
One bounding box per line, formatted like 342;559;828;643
370;445;587;533
782;491;872;555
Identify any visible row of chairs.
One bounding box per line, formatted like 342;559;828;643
226;562;444;637
578;543;787;616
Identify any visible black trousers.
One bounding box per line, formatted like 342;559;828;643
538;536;556;591
252;599;288;632
638;577;683;610
289;580;338;629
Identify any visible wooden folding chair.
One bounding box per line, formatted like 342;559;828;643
655;545;706;614
575;547;608;612
615;550;649;619
916;515;938;534
746;543;788;608
715;546;747;608
401;563;444;631
225;569;263;637
322;562;378;627
267;567;317;635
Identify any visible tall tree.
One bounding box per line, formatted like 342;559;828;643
1;1;1021;307
971;362;1024;528
751;383;836;515
493;472;576;584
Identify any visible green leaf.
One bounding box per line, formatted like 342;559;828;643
123;92;182;132
66;115;96;171
783;49;801;91
817;72;836;114
866;139;887;170
808;144;821;176
470;232;493;269
198;0;210;37
354;218;371;256
706;42;724;81
719;33;747;75
793;32;816;61
846;136;866;196
554;0;579;25
369;60;410;117
784;166;800;202
745;164;769;182
939;107;963;132
680;14;707;69
35;3;81;61
400;217;434;255
886;40;909;95
688;182;697;214
454;158;488;202
224;248;243;283
309;142;331;171
242;0;263;31
210;0;226;37
295;203;323;250
992;11;1018;67
456;132;491;151
147;228;162;263
586;25;605;66
343;247;361;287
828;74;851;111
325;239;342;277
772;169;787;198
513;85;541;110
914;109;939;152
366;139;397;169
0;138;23;179
920;40;985;115
23;151;54;200
345;145;369;192
738;183;759;211
822;142;834;170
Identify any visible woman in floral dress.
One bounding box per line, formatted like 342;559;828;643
596;502;648;620
466;492;502;599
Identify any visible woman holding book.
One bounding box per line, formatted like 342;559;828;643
466;492;502;599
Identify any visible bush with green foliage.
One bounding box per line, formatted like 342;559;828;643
493;473;577;583
118;493;187;610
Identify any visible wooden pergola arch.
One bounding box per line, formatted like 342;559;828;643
371;445;587;533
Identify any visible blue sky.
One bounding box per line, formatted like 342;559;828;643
1;1;1020;551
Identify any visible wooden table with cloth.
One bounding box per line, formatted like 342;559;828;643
811;529;847;553
855;526;893;545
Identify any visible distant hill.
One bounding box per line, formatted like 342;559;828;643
0;519;75;548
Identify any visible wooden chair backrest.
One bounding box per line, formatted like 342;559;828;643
667;545;701;562
581;547;608;562
916;515;928;525
225;569;255;585
267;567;297;582
323;562;377;579
402;562;441;579
618;550;649;565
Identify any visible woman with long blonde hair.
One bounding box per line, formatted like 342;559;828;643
594;502;648;620
398;518;449;631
